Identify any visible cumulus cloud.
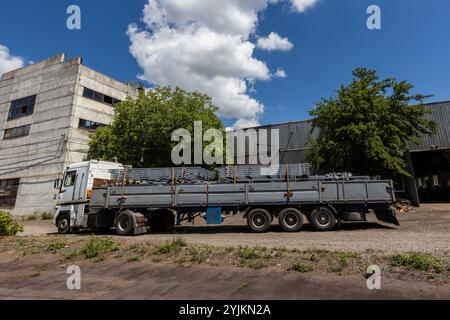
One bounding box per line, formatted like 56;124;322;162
257;32;294;52
291;0;319;12
128;0;319;127
274;68;287;78
0;45;24;77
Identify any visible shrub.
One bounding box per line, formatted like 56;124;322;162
0;211;24;236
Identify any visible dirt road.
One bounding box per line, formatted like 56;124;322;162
19;204;450;254
1;204;448;300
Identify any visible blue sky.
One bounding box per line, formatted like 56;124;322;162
1;0;449;128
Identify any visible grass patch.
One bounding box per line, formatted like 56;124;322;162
79;237;119;260
26;213;39;221
389;252;445;273
153;237;187;256
246;261;268;270
46;240;66;252
290;263;314;273
238;247;266;260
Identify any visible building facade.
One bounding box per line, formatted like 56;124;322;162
0;54;139;216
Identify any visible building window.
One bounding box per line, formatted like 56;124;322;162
8;95;36;120
78;119;106;131
82;87;121;106
0;179;20;208
4;124;31;140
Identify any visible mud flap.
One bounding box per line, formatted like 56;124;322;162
375;208;400;226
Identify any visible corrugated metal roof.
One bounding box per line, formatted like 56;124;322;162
251;100;450;162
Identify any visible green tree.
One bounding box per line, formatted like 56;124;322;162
307;68;437;177
88;86;224;167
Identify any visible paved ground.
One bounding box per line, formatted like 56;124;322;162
19;204;450;254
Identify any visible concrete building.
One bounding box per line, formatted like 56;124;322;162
0;54;139;216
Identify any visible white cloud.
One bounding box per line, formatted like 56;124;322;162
274;68;287;78
128;0;319;127
231;118;261;130
257;32;294;52
290;0;319;12
0;45;24;77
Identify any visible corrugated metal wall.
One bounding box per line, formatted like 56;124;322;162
409;101;450;152
255;101;450;163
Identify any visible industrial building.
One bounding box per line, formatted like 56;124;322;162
0;54;139;216
251;101;450;205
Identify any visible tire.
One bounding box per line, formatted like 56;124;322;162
247;208;272;233
115;210;135;236
309;207;337;231
279;208;304;232
57;213;71;234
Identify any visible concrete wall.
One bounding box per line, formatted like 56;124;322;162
0;54;139;216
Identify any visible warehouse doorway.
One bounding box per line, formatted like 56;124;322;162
411;149;450;202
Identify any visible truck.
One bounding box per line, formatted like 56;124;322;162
53;160;400;236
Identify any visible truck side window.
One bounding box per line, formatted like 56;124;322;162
64;171;77;188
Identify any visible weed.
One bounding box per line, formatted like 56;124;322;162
389;252;445;273
41;212;54;220
290;263;314;273
26;213;39;221
46;240;66;252
238;247;266;260
247;261;267;270
80;237;119;259
153;237;187;256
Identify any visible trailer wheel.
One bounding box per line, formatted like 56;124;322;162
309;207;337;232
115;210;134;236
57;213;71;234
279;208;304;232
247;208;272;233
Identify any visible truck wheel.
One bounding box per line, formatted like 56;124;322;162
279;208;304;232
309;207;337;232
247;208;272;233
115;210;134;236
57;213;71;234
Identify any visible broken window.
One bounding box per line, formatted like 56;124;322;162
0;179;20;208
82;87;121;107
8;95;36;120
4;124;31;140
78;119;105;131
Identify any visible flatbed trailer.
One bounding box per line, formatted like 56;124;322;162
54;160;399;236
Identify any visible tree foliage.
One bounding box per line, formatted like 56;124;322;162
307;68;437;177
88;86;224;167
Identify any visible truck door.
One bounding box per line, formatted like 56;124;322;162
60;167;88;203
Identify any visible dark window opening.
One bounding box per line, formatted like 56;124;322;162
82;87;121;106
64;171;77;188
79;119;106;131
0;179;20;208
4;124;31;140
8;95;36;120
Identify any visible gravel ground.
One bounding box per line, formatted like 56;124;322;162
18;204;450;254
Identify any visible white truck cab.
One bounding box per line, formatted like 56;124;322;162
54;160;124;233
